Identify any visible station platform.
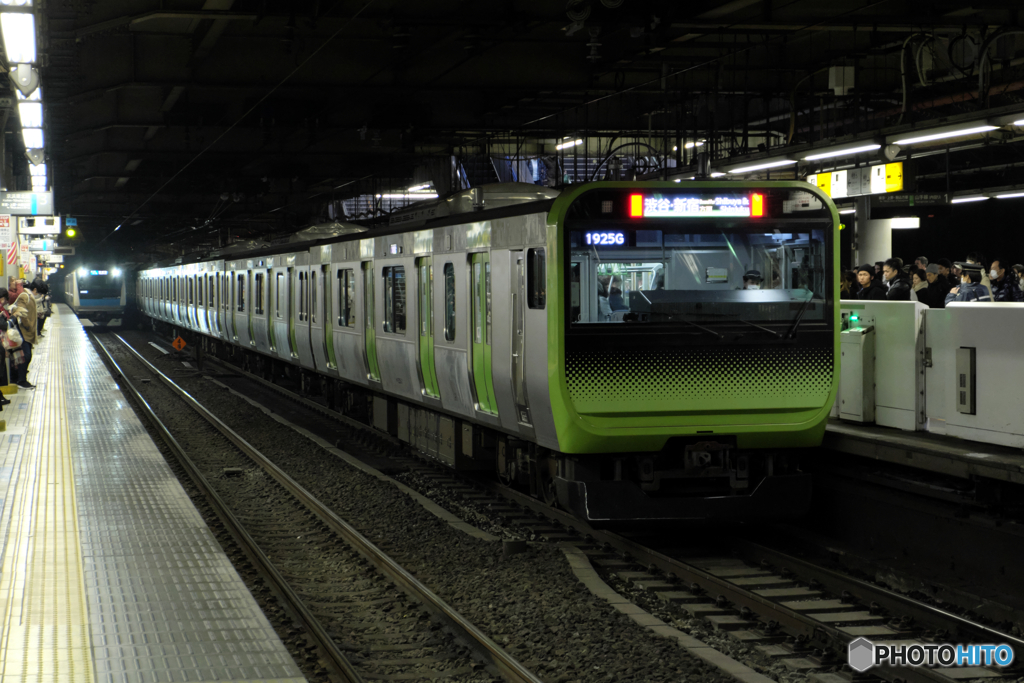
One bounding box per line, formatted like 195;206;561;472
0;307;305;683
825;419;1024;487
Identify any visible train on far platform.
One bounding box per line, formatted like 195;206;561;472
64;266;128;327
134;181;840;523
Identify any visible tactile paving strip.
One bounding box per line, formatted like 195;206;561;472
0;309;306;683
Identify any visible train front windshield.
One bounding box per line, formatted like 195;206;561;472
565;186;834;337
78;269;123;305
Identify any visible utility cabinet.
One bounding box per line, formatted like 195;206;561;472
840;325;875;422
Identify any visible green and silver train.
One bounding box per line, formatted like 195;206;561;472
137;181;839;522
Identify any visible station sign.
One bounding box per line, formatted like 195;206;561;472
0;191;53;216
29;239;54;251
0;215;12;246
807;162;904;199
870;192;950;219
53;246;75;255
65;217;77;227
18;215;61;235
41;254;63;263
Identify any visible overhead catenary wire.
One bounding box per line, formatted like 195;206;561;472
100;0;380;243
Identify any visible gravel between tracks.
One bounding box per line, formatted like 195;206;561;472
117;331;735;683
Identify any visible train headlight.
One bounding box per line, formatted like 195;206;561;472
112;268;122;277
78;268;87;277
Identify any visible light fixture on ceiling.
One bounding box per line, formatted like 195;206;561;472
1015;118;1024;126
838;209;856;214
29;163;45;176
0;11;36;63
377;193;439;199
951;196;988;204
801;143;881;161
891;217;920;229
709;172;726;178
684;141;705;149
16;87;40;101
17;101;41;128
995;191;1024;199
890;124;998;146
727;159;796;174
21;127;43;148
555;138;583;151
407;183;431;192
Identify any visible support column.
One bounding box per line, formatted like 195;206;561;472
854;196;892;266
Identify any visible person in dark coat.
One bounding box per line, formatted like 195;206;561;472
922;263;951;308
855;264;887;300
840;271;860;300
988;258;1023;302
935;258;957;289
946;262;992;304
882;258;911;301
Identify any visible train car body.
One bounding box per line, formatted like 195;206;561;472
137;181;840;522
65;267;127;327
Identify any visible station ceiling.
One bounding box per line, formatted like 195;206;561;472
22;0;1024;254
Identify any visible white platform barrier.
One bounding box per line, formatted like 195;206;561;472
835;300;1024;449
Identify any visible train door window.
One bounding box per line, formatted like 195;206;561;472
311;271;317;324
254;273;264;314
298;272;307;322
236;274;245;312
473;260;483;344
198;278;204;308
527;248;546;309
208;275;215;307
338;269;355;327
485;261;492;344
418;261;432;337
275;272;283;317
382;266;406;333
188;278;194;305
443;262;455;342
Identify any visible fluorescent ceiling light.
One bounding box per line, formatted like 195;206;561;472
1015;119;1024;126
893;125;997;146
16;86;40;101
407;183;431;191
891;217;920;229
710;172;726;178
728;159;796;174
555;139;583;150
1;13;37;63
21;128;43;148
17;101;41;128
951;196;988;203
376;193;438;199
0;1;35;6
802;143;881;161
838;209;856;214
995;192;1024;199
673;179;681;182
684;141;705;149
29;163;46;176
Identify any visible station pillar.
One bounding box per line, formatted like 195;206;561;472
854;196;892;266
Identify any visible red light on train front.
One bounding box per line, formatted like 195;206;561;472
629;194;643;217
751;193;764;217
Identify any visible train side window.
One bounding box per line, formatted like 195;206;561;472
311;271;317;324
254;273;264;314
443;262;455;342
338;269;355;327
299;272;307;322
275;273;283;317
527;248;546;309
237;274;245;312
208;275;215;307
198;278;204;307
382;266;406;334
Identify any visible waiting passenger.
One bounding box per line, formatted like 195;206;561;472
966;252;993;300
922;264;951;308
7;280;36;388
911;269;928;300
741;270;763;290
1013;264;1024;292
988;259;1023;302
935;258;957;289
874;261;884;278
946;262;992;304
855;265;887;300
840;271;859;300
882;258;911;301
914;256;929;271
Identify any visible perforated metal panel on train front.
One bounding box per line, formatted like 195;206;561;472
565;345;834;414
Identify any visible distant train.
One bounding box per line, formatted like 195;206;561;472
136;181;840;522
65;267;127;327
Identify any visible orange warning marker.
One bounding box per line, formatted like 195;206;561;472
172;336;186;351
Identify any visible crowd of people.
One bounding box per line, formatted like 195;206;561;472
841;253;1024;307
0;278;52;411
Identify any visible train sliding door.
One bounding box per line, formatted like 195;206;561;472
363;262;380;382
471;253;498;414
417;258;440;398
511;251;531;425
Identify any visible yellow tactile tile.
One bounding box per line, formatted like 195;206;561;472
0;321;95;682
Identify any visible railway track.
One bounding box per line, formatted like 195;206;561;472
92;331;543;683
171;334;1024;683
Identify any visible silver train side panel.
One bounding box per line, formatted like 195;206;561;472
291;251;315;368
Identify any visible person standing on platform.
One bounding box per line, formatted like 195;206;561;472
922;264;951;308
30;281;49;337
882;258;911;300
856;265;887;300
911;268;929;300
966;252;993;300
946;262;992;304
988;259;1023;302
9;280;37;389
0;288;14;406
914;256;929;271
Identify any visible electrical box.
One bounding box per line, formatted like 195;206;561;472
840;324;875;422
955;347;976;415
